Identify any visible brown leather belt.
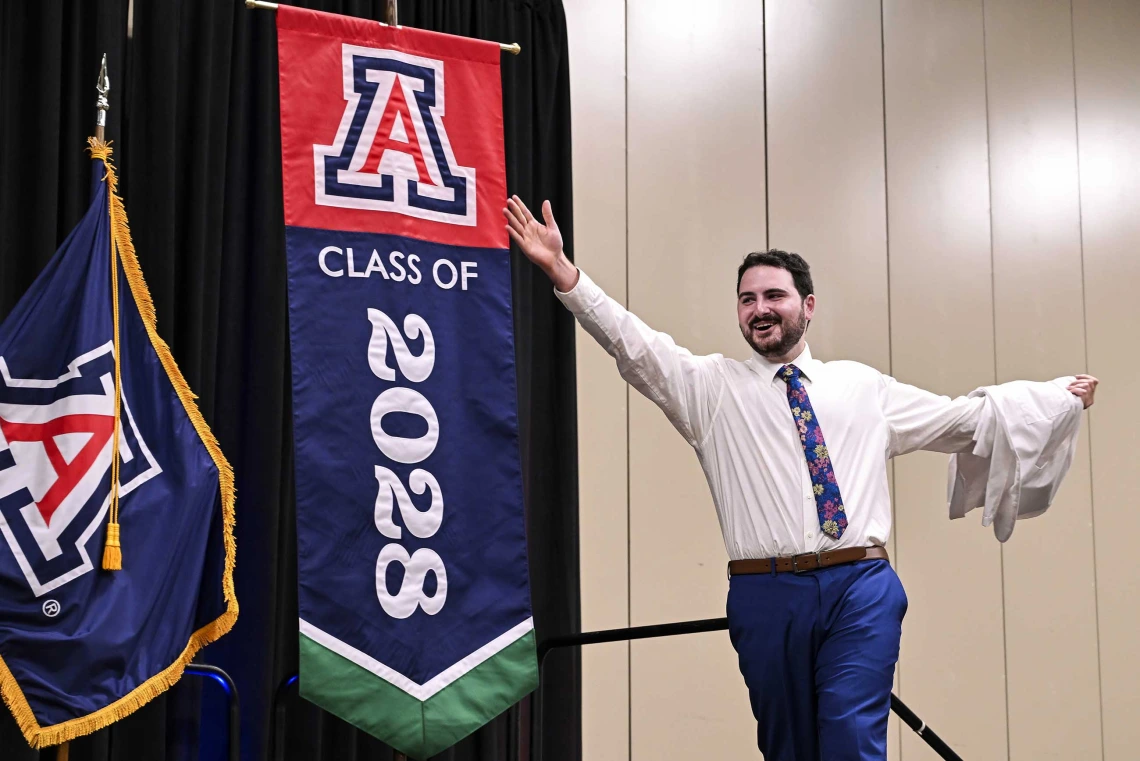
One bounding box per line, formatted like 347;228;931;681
728;545;889;577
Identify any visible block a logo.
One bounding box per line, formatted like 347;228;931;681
0;342;161;596
314;44;477;226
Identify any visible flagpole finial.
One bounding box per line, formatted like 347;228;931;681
95;54;110;143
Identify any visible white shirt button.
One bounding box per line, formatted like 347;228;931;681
806;532;814;539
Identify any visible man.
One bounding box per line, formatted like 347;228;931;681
503;196;1098;760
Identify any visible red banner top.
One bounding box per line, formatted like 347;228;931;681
277;6;507;249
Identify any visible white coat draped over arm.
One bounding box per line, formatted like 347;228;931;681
879;374;1082;541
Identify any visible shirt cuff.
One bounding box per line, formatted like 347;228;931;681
553;268;603;314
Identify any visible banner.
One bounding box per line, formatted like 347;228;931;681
0;142;237;748
277;8;536;758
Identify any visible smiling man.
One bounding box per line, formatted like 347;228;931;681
737;249;815;360
503;196;1098;761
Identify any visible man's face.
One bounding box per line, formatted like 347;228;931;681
737;265;815;358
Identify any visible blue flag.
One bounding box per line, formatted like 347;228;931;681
0;141;237;749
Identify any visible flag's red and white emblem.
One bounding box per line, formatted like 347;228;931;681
0;342;160;597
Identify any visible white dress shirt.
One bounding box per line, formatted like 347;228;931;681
557;270;988;561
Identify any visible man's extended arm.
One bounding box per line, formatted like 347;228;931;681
504;196;719;446
880;378;985;457
881;373;1098;458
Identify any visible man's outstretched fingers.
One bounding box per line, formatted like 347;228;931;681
503;207;526;237
507;195;522;217
506;197;525;225
541;200;557;229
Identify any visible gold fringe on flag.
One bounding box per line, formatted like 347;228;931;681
0;139;239;749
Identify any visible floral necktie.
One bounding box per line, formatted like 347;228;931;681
781;364;847;540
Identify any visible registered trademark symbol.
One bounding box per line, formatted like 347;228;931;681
42;599;60;618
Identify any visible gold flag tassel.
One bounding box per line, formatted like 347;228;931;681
100;137;125;571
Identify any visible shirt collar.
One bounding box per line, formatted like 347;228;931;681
750;343;817;384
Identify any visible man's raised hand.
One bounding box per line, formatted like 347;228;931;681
503;196;579;292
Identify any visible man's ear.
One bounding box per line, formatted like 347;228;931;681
803;293;816;321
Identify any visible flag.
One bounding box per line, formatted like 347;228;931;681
0;141;237;749
277;7;537;758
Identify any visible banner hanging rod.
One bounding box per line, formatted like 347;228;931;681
244;0;522;55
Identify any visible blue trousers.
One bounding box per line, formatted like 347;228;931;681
726;559;907;761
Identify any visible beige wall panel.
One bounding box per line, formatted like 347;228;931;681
630;635;754;760
881;1;1008;758
566;0;629;635
765;0;889;370
579;642;631;761
565;0;631;757
1072;0;1140;757
577;348;631;761
625;0;765;757
984;0;1101;758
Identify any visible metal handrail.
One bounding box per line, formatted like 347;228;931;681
537;617;730;663
184;663;241;761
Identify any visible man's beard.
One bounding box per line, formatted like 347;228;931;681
743;306;809;358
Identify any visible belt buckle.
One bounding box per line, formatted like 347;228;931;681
792;551;823;574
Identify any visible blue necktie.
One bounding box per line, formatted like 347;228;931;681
780;364;847;540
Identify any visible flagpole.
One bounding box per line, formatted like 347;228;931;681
243;0;523;55
95;53;109;143
53;51;114;761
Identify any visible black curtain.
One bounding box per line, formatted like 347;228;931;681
0;1;579;760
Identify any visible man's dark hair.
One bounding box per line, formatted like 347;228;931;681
736;249;813;299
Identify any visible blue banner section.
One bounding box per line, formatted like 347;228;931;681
0;158;229;733
287;224;530;684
